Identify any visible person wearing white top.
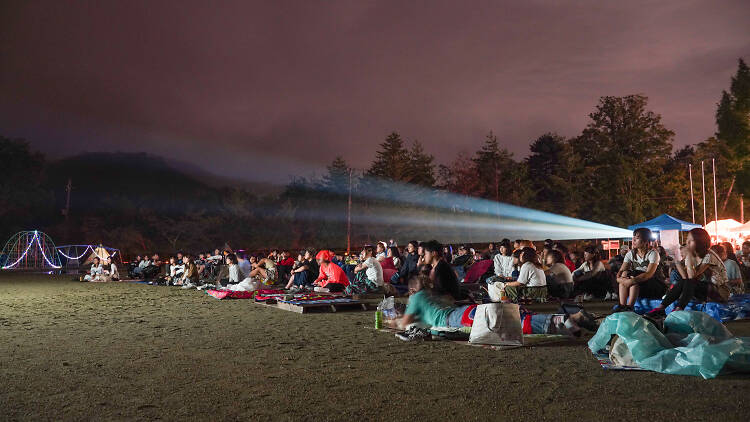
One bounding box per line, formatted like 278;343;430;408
83;257;104;282
544;250;574;299
572;246;609;299
354;246;384;287
615;227;667;312
502;247;548;302
493;242;514;279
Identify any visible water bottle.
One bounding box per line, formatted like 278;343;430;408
374;308;383;329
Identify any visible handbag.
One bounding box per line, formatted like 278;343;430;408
468;303;523;346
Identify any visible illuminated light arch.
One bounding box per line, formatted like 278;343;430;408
55;244;121;269
0;230;62;270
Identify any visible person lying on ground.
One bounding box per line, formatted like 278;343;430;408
545;249;573;299
385;275;595;336
84;257;104;282
647;231;730;317
347;245;384;295
312;250;349;293
423;240;461;300
572;246;609;299
614;227;666;312
502;247;548;302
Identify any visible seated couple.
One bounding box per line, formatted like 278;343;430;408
83;257;119;282
220;254;278;291
646;228;730;317
385;275;596;338
486;247;548;303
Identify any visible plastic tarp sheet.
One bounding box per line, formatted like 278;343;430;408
588;311;750;378
630;294;750;322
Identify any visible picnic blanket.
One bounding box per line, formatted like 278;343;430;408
631;293;750;322
278;297;358;305
205;290;256;300
588;311;750;378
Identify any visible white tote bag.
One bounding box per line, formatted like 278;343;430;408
469;303;523;346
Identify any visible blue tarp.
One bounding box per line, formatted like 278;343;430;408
589;311;750;378
627;214;702;232
628;294;750;323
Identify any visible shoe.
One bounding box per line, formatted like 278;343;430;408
181;282;195;289
603;292;612;301
583;294;595;302
646;307;666;318
611;293;618;301
612;304;630;313
395;326;431;342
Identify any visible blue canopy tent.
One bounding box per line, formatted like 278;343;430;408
627;214;702;232
628;214;701;260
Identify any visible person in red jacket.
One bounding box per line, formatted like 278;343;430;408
313;250;350;293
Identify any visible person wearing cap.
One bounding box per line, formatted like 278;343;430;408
313;250;350;293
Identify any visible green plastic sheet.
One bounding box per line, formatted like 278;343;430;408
588;311;750;379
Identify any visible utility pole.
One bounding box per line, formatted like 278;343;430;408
688;164;695;223
63;178;72;220
741;194;745;223
701;161;707;226
712;158;719;228
346;168;352;256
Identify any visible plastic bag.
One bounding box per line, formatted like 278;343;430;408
589;311;750;379
378;296;398;319
469;303;523;346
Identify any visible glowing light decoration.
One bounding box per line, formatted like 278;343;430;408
55;244;121;269
1;230;62;270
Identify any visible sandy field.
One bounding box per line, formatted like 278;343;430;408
1;273;749;421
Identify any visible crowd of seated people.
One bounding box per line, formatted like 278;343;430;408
95;231;748;317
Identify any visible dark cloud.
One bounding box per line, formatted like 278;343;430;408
1;0;748;183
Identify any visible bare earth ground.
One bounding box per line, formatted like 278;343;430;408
1;273;749;421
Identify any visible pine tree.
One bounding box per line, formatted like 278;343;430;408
406;140;436;187
366;132;410;182
525;133;576;214
320;156;351;193
471;131;515;202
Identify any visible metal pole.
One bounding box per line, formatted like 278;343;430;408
689;164;695;223
346;168;352;256
741;194;745;223
712;158;719;233
701;161;707;227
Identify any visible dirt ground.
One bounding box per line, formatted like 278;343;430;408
1;273;749;421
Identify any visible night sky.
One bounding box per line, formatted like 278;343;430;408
1;1;748;183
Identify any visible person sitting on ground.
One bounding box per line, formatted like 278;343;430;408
451;244;474;281
464;251;494;284
573;246;609;300
286;249;318;291
180;255;200;289
568;250;583;269
503;247;548;302
277;250;295;283
553;242;577;273
83;257;104;282
387;246;401;270
443;245;454;265
647;229;730;317
101;256;119;282
545;250;574;299
237;253;252;278
416;242;427;268
169;257;186;285
720;242;744;295
248;257;277;285
423;240;461;300
225;254;243;285
614;227;667;312
313;250;350;293
386;275;595;338
347;245;385;295
286;252;307;290
493;241;514;280
607;245;629;276
134;255;151;278
392;241;420;284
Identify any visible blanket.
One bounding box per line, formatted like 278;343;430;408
631;293;750;322
205;290;256;300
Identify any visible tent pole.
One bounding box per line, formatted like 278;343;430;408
689;164;695;223
701;161;707;227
